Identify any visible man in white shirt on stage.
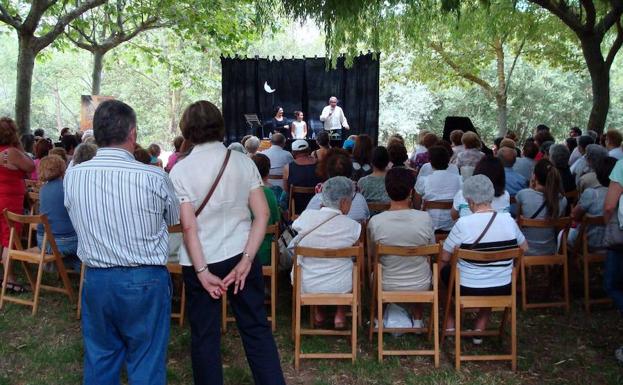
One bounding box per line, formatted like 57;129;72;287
319;96;349;139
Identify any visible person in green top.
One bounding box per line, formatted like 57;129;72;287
251;153;281;265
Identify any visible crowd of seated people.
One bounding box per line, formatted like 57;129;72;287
3;104;623;367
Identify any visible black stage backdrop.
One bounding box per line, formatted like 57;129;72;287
221;54;380;143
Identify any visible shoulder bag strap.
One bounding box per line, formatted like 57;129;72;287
530;201;547;219
195;149;231;217
293;213;340;248
469;212;497;250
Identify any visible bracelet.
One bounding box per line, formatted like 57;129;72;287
243;251;254;261
195;263;209;274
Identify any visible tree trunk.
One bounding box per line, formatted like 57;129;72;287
581;36;610;134
15;34;37;135
494;39;508;138
91;50;105;95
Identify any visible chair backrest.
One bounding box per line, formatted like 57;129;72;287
168;224;182;233
376;242;441;260
564;190;579;203
25;179;41;192
580;215;606;254
367;201;390;214
3;209;59;256
517;216;571;254
422;200;453;211
27;191;40;215
294;244;363;263
268;174;284;180
289;185;316;219
448;247;523;289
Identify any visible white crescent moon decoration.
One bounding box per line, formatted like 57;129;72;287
264;81;276;93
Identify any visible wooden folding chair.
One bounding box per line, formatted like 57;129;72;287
289;185;316;221
576;215;610;313
442;247;523;370
167;224;186;326
517;216;571;312
422;200;454;242
26;191;40;249
222;224;280;332
1;209;74;316
370;243;441;366
367;201;390;214
25;179;41;193
292;244;362;370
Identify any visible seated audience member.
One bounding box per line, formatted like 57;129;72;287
134;146;151;164
31;138;52;179
367;167;435;327
566;137;578;155
388;133;406;148
307;149;370;222
441;175;528;334
33;128;45;139
533;130;554;161
408;130;430;166
568;157;617;250
342;137;355;153
261;133;293;189
418;140;459;177
605;129;623;160
578;144;609;193
411;133;439;172
452;155;510;219
492;137;504;156
147;143;163;167
351;134;373;181
165;136;184;172
36;155;80;271
387;142;410;169
292;176;361;329
415;146;462;231
244;136;261;157
81;129;95;144
72;143;98;166
570;135;595;184
497;146;527;197
284;140;319;216
227;142;246;154
60;134;78;163
568;127;583;165
251;153;282;265
513;140;538;180
357;146;390;202
449;130;464;162
516;159;568;256
59;127;71;140
548;144;576;193
454;131;484;173
49;147;68;163
312;131;331;161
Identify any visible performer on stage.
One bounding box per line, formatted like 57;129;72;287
269;106;291;139
319;97;349;138
290;111;308;139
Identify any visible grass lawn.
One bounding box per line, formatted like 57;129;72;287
0;271;622;385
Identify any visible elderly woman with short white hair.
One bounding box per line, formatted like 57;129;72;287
291;176;361;329
440;175;528;339
244;136;261;157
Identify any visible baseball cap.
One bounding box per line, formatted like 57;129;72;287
292;139;309;151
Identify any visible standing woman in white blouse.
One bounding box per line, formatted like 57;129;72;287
170;101;285;385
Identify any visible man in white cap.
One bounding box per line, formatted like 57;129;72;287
320;97;349;139
283;139;320;216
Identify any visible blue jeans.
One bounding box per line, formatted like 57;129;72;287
36;233;81;271
82;266;171;385
605;250;623;313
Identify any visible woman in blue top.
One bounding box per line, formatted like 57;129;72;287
37;155;80;271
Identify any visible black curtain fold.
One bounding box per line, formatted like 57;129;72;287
221;54;380;144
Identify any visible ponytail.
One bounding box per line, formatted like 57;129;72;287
534;159;563;218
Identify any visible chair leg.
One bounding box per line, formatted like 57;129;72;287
583;256;590;313
433;266;440;368
377;287;383;362
221;292;228;332
294;295;301;370
76;264;85;320
521;259;528;311
511;301;517;371
455;302;461;370
0;255;10;310
368;278;376;343
32;260;45;316
21;260;35;289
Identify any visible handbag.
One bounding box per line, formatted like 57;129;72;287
603;196;623;250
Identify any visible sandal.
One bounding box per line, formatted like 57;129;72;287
6;282;29;294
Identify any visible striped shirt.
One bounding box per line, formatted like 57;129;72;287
64;147;180;268
443;212;525;288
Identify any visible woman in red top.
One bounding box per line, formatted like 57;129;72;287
0;117;35;292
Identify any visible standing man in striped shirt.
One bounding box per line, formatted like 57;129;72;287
64;100;180;385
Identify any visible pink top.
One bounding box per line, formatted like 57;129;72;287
30;158;41;180
165;152;179;172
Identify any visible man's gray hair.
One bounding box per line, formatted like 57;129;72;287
227;142;246;154
244;136;260;154
321;176;354;209
585;143;608;168
549;144;570;168
463;174;495;205
73;143;98;165
329;96;338;102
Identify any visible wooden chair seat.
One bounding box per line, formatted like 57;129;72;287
441;247;523;371
369;243;441;366
292;245;362;370
1;209;74;316
517;216;571;312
